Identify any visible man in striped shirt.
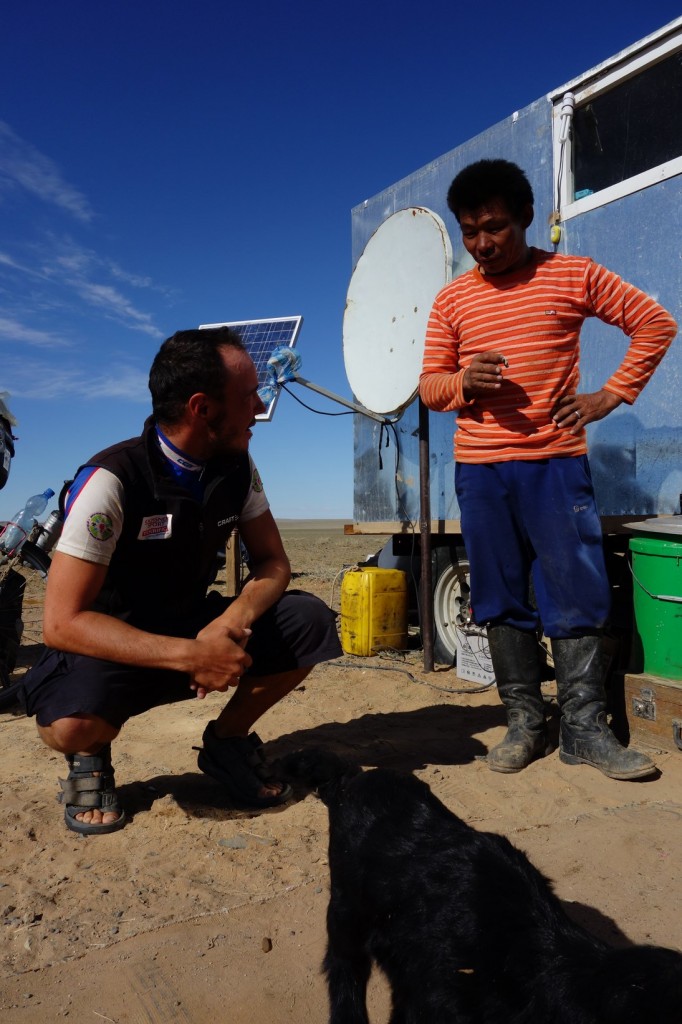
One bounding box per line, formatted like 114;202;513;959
419;159;677;781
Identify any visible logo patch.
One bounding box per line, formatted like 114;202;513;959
138;514;173;540
87;512;114;542
217;515;239;528
251;467;264;493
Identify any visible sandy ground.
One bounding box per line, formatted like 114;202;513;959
0;521;681;1022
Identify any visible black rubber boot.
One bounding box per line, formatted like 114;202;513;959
553;635;656;780
486;625;551;773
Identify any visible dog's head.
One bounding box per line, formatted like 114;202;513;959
278;747;362;805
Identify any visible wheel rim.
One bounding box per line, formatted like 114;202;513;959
433;562;470;662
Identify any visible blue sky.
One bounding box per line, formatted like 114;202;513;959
1;1;679;522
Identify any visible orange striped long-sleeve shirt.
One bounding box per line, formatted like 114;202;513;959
419;248;677;464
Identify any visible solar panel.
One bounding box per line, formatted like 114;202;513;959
199;316;303;421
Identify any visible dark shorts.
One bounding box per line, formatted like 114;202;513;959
21;589;341;728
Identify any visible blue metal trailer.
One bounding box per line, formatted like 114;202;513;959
345;17;682;663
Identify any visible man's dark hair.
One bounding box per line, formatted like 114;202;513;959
149;326;245;425
447;159;534;222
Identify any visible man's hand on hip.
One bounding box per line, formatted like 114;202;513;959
552;389;622;434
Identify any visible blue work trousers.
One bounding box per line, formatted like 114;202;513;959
455;457;611;638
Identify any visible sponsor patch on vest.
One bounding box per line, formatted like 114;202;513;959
87;512;114;542
138;514;173;540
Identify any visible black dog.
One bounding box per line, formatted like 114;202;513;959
282;749;682;1024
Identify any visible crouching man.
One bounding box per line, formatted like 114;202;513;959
22;326;341;834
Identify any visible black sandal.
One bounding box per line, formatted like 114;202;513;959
58;745;126;835
196;722;292;808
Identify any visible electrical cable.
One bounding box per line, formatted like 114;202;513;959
331;657;496;695
280;383;357;417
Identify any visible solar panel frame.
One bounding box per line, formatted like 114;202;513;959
199;316;303;421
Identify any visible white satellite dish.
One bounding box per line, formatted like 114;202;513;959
343;207;452;416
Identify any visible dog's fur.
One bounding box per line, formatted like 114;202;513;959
282;749;682;1024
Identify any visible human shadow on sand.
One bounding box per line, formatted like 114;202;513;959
114;771;291;823
113;703;646;955
118;701;559;823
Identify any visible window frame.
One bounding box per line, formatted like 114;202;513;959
551;18;682;220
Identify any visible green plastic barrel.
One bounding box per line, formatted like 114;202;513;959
629;534;682;680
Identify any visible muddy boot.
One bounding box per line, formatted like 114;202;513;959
554;635;656;780
486;625;551;773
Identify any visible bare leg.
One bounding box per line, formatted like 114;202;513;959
214;667;311;738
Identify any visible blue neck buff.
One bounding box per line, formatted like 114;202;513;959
156;426;206;500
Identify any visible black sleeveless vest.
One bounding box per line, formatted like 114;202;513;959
76;417;251;634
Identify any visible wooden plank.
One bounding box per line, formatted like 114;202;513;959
343;520;462;536
342;515;655;536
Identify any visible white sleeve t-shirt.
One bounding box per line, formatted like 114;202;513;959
57;454;270;566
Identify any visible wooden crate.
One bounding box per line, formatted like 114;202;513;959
624;673;682;753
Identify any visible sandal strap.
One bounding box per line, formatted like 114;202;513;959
58;775;118;807
58;745;121;813
65;746;113;774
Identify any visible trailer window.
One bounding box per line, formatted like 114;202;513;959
552;23;682;219
573;52;682;198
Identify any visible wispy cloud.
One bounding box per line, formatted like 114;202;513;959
0;121;94;223
0;316;71;349
0;125;167;342
87;366;151;400
0;252;36;275
0;237;166;339
107;262;155;289
74;280;163;338
0;354;149;402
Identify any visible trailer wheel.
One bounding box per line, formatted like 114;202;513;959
432;546;470;666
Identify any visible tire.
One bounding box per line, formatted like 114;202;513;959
432;545;470;666
0;567;25;685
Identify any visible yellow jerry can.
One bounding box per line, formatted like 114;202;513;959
340;567;408;656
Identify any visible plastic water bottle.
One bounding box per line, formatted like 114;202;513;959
0;488;55;554
257;382;278;406
266;345;301;383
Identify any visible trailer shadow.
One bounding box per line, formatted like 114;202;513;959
267;702;510;771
